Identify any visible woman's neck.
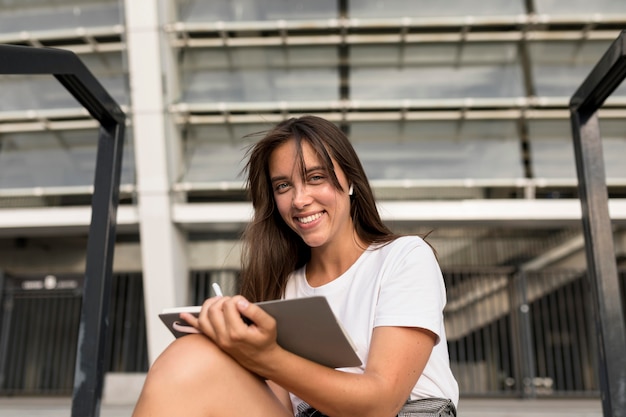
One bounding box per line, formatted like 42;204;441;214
306;233;367;287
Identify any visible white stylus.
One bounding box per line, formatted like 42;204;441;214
211;282;224;297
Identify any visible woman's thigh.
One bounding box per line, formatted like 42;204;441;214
133;335;293;417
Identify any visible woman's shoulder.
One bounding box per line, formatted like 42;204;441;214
376;235;428;251
371;235;437;261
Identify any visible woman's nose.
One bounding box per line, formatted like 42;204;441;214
292;185;312;209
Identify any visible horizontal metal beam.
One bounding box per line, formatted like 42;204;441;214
165;14;626;34
0;206;138;236
172;29;624;48
0;26;124;54
4;103;626;132
5;199;626;236
170;199;626;229
169;97;626;122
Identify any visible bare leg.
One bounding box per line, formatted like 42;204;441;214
132;334;293;417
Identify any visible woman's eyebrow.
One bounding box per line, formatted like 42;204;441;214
270;174;289;183
304;165;325;174
270;165;326;183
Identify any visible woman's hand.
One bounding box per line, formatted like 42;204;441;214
179;295;283;373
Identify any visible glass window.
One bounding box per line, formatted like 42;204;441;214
530;40;626;98
0;0;121;33
349;0;525;18
600;119;626;180
528;120;576;179
0;128;135;189
350;120;523;180
180;47;339;103
0;75;83;111
183;119;524;184
351;43;523;100
182;123;269;183
535;0;626;14
528;118;626;180
177;0;337;22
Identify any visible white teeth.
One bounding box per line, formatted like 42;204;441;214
297;212;322;224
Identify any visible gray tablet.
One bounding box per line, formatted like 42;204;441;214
159;296;362;369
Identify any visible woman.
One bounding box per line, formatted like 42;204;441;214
132;115;458;417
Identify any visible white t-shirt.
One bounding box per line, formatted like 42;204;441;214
283;235;459;412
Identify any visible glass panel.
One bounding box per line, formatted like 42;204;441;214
183;120;523;183
349;0;525;18
530;40;626;98
177;0;337;22
0;1;121;33
351;43;523;100
181;47;339;103
350;120;523;180
535;0;626;14
0;75;83;111
0;52;129;110
528;120;576;179
183;124;268;183
598;119;626;180
0;128;135;189
528;118;626;180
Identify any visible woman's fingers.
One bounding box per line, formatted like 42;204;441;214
182;295;279;360
199;295;229;339
178;294;221;331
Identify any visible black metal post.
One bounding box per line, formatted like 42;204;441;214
509;272;536;398
71;122;125;417
0;44;126;417
569;30;626;417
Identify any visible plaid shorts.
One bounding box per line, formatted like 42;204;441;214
295;398;456;417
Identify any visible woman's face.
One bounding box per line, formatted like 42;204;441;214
269;139;353;251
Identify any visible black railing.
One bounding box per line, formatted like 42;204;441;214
569;30;626;417
0;44;125;417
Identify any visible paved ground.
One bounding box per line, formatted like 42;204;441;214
0;397;604;417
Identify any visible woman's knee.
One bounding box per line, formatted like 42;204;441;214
145;334;229;389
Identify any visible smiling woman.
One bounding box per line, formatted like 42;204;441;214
132;115;459;417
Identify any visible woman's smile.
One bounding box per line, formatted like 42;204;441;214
295;211;324;225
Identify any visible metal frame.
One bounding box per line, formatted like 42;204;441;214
569;30;626;417
0;44;126;417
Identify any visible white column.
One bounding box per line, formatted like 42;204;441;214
124;0;188;363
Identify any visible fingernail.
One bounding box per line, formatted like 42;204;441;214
238;299;249;309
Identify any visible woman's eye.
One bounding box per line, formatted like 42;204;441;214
274;183;289;192
309;175;324;182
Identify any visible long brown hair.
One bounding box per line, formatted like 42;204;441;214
240;115;398;301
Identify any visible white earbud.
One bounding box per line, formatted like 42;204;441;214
348;184;354;196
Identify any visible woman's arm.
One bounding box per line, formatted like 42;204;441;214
257;325;436;417
183;292;436;417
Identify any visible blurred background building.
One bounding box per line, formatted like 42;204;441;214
0;0;625;401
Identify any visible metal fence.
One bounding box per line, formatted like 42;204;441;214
445;268;606;397
0;273;147;395
0;268;623;397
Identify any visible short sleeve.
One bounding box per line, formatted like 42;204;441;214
373;237;447;343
